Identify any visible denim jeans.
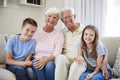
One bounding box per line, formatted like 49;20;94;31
6;65;36;80
26;67;36;80
79;70;112;80
32;60;55;80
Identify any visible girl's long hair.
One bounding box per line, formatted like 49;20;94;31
81;25;99;59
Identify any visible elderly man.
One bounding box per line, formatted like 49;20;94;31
55;8;85;80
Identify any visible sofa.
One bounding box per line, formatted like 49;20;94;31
0;34;120;80
0;34;16;80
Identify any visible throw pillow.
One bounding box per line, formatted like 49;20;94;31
112;47;120;78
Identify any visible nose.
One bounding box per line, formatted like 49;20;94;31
28;31;33;36
50;17;54;21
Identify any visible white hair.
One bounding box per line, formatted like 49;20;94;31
45;7;60;18
61;7;75;15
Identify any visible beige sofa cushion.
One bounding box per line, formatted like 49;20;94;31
0;34;6;64
112;47;120;78
100;37;120;67
0;68;16;80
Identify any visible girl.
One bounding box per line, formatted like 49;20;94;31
78;25;112;80
5;18;38;80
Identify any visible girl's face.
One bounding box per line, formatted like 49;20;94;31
83;28;95;44
45;13;59;28
21;24;37;41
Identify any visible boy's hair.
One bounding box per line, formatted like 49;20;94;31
81;25;99;59
22;18;38;27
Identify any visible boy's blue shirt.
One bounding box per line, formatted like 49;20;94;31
5;35;36;61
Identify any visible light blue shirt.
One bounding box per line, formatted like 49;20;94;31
5;35;36;61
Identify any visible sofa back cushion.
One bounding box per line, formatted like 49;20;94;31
0;34;6;64
112;47;120;77
100;37;120;67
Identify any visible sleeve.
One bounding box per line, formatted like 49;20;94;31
96;41;106;56
4;36;14;52
77;43;81;50
52;31;64;57
29;40;36;54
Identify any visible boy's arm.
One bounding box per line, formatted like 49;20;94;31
25;54;33;61
24;54;33;66
6;52;25;66
6;52;18;65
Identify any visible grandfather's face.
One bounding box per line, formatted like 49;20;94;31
45;13;59;28
61;10;75;28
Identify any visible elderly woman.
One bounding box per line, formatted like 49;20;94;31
32;7;64;80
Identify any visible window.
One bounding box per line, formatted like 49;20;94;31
105;0;120;37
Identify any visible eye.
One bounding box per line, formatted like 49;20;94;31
31;31;35;34
26;29;30;32
90;34;94;37
53;16;58;20
84;33;88;36
46;15;51;18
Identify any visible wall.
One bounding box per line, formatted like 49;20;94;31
0;0;64;34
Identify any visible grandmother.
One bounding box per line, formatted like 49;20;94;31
32;7;64;80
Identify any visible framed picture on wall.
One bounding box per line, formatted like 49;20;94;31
0;0;7;7
19;0;45;7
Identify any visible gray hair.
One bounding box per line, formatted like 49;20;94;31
45;7;61;18
61;7;75;16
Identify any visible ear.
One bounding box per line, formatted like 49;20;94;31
74;14;76;19
21;26;24;30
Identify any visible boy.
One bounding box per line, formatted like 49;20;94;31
5;18;37;80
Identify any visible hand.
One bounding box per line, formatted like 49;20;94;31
24;61;32;67
17;61;26;67
101;62;109;79
33;58;47;70
85;73;94;80
75;55;86;64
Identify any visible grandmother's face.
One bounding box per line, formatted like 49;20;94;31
45;13;59;27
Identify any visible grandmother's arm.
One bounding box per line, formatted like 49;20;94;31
52;31;64;58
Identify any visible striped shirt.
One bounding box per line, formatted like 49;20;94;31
33;27;64;59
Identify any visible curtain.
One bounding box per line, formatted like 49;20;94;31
64;0;107;36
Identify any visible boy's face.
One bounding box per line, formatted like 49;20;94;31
21;24;37;40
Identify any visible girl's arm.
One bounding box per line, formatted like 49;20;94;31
76;50;86;64
93;55;104;74
85;55;104;80
101;57;109;79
